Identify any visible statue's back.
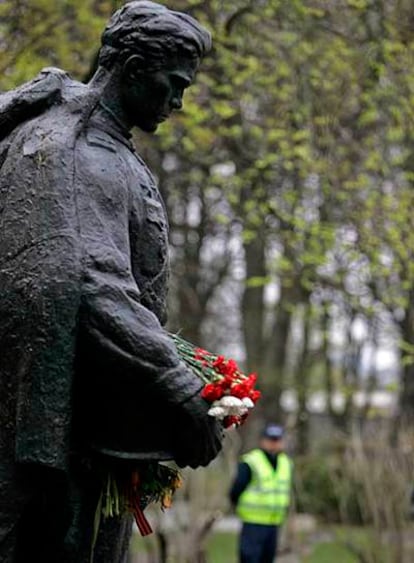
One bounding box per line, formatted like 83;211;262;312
0;68;89;472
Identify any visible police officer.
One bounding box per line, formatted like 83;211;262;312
230;424;293;563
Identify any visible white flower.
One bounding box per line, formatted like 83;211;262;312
242;397;255;409
207;406;227;419
219;396;244;408
208;394;254;420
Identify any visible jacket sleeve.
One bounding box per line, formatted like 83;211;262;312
229;462;252;506
74;134;203;406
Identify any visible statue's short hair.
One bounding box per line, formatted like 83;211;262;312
98;1;211;70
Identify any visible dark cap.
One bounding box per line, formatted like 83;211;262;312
262;424;284;440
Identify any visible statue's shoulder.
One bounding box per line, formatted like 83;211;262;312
71;122;135;192
75;116;138;177
0;67;83;143
0;68;90;166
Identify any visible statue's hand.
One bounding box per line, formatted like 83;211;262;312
173;393;224;469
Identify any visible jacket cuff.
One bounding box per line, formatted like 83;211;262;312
156;362;204;405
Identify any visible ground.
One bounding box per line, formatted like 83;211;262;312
129;514;414;562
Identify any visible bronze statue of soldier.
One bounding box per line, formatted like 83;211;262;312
0;2;222;561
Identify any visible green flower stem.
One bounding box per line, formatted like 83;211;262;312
171;333;248;386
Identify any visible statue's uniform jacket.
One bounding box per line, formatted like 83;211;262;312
0;96;201;481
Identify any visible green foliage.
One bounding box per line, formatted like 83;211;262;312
0;0;119;90
2;0;414;419
295;455;363;524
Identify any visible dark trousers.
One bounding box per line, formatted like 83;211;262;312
239;522;279;563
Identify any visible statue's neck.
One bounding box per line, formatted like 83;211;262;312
88;66;132;132
92;101;132;142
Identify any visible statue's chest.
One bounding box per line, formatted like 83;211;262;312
127;152;170;322
131;153;169;269
139;192;169;276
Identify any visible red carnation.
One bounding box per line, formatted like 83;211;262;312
247;373;257;386
240;412;249;424
212;355;227;374
230;383;249;399
225;359;239;377
223;415;240;428
249;389;262;403
219;374;235;390
201;383;224;402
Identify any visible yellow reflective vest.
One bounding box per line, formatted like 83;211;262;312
236;449;293;525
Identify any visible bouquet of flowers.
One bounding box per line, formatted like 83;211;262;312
94;335;261;543
94;462;182;546
171;334;261;428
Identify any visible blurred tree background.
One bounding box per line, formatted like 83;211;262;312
2;0;414;561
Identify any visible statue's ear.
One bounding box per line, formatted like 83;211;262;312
122;55;146;83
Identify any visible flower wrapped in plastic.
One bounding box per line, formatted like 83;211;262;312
171;334;261;428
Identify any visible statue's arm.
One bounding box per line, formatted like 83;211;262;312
74;143;200;404
74;139;222;466
80;268;203;404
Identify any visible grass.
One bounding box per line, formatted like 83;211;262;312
131;523;414;562
304;542;359;563
130;531;238;563
305;524;414;563
206;531;238;563
131;530;359;563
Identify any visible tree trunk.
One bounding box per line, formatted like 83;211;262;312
398;296;414;425
294;305;311;455
241;233;266;371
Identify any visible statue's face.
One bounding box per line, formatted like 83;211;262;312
121;52;199;132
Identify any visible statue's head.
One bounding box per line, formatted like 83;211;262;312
97;1;211;132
